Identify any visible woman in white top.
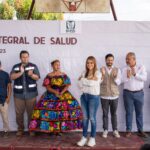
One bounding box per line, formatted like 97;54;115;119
77;56;102;147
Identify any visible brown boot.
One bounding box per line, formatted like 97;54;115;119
29;132;35;137
137;131;148;138
126;131;132;137
16;130;24;137
3;131;9;138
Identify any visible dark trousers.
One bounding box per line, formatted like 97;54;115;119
123;90;144;132
101;98;118;131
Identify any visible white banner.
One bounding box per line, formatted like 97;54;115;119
0;21;150;131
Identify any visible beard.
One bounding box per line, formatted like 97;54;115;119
106;63;113;67
22;62;28;66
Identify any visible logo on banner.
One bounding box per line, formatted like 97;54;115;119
60;20;81;34
66;20;76;33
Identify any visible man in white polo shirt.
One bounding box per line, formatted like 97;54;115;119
122;52;148;138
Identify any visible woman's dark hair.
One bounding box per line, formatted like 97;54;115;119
51;59;60;66
105;53;114;60
20;50;29;58
140;144;150;150
85;56;97;78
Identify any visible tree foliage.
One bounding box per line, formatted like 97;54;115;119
0;0;63;20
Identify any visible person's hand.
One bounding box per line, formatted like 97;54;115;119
28;70;34;77
78;75;83;81
127;69;132;78
100;67;106;76
20;65;25;74
5;97;10;104
131;67;136;76
92;73;98;80
87;75;93;80
100;67;105;80
54;91;60;97
112;69;117;78
59;91;64;96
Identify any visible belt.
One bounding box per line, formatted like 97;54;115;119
124;89;143;93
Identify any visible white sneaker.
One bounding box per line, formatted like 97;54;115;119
113;130;120;138
77;136;87;147
87;137;96;147
102;130;108;138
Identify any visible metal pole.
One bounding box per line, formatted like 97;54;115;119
110;0;117;21
27;0;35;20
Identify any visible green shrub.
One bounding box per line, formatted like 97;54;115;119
0;0;63;20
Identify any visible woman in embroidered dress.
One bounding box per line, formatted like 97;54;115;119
29;60;82;134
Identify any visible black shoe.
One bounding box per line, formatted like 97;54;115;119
49;133;55;136
55;132;62;136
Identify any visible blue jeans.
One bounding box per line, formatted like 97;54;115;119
123;90;144;132
80;93;100;138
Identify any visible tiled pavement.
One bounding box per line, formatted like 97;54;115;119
0;132;146;150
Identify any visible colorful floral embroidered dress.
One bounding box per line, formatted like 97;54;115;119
29;74;82;133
